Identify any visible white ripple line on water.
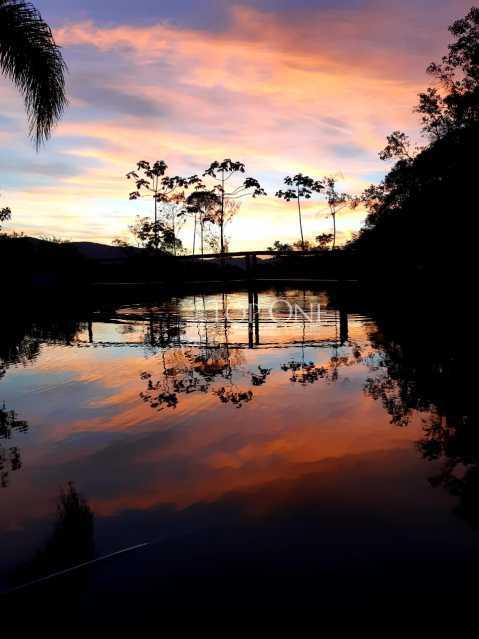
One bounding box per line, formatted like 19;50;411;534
6;542;151;594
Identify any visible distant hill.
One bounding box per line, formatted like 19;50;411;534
3;236;144;261
68;241;142;261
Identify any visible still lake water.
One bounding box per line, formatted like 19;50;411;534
1;286;477;610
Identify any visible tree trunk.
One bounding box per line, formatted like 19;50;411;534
154;176;159;250
220;171;225;254
297;189;305;251
172;207;176;256
192;212;197;255
154;196;158;249
332;210;336;250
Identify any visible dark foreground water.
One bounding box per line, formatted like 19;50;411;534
1;286;477;613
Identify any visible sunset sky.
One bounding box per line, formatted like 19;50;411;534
0;0;472;250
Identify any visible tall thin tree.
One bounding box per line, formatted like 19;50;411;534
203;159;266;254
276;174;323;251
323;177;356;249
185;189;221;256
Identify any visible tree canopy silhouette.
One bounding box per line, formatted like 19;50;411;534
203;159;266;253
349;7;479;280
185;189;221;255
126;160;201;251
0;205;10;231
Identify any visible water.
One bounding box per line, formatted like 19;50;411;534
1;286;477;611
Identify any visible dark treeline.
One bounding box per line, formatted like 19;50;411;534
0;233;358;290
346;7;479;283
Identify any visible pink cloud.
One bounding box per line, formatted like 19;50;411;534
2;1;471;247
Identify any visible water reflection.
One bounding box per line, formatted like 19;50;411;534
362;306;478;528
0;286;477;599
0;316;85;488
0;404;28;487
0;316;87;377
12;482;94;588
139;349;272;411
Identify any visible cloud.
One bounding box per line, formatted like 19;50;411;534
330;143;369;159
70;77;170;118
1;0;473;246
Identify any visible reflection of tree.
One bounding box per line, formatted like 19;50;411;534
144;311;185;348
0;317;85;379
12;482;94;587
417;414;479;528
362;327;433;427
1;317;84;488
0;403;29;488
140;346;270;411
214;387;253;408
0;326;40;381
364;373;413;427
282;360;328;384
140;293;270;410
251;366;271;386
363;309;478;528
281;346;366;386
140;293;272;411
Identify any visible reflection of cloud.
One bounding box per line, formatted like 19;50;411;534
0;296;433;544
55;385;421;518
6;350;423;521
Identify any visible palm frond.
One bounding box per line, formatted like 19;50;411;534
0;0;67;148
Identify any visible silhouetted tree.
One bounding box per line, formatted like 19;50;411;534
203;226;226;253
418;8;479;139
126;160;167;249
293;239;315;251
126;160;200;250
203;159;266;253
267;240;293;252
349;7;479;280
129;215;163;250
315;233;334;250
162;225;184;254
276;174;323;251
323;177;356;249
112;237;131;248
0;0;67;147
378;130;417;161
127;215;183;253
0;205;10;231
267;237;333;251
185;189;221;255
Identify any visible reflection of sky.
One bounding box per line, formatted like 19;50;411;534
0;291;429;580
0;1;472;247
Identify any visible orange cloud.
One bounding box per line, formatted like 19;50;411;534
2;2;457;247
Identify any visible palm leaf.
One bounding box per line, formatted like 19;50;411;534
0;0;67;148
